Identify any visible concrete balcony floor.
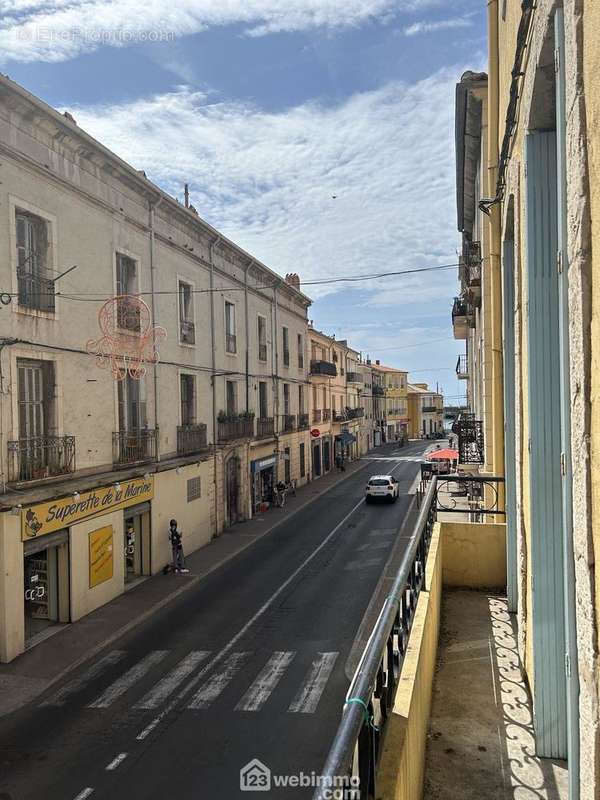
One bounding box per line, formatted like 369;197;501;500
424;589;568;800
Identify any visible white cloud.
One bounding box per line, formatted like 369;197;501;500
0;0;445;63
65;68;462;304
402;17;473;37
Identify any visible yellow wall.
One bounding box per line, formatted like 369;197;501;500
441;521;506;589
378;524;441;800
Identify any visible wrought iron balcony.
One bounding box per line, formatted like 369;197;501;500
346;372;362;384
258;343;268;362
281;414;296;432
322;409;331;421
217;416;254;442
177;423;207;455
333;411;347;422
372;385;385;396
346;407;365;419
465;240;482;287
226;333;237;354
8;434;75;483
452;296;469;340
298;413;310;430
310;359;337;377
456;354;468;380
113;428;158;465
313;409;322;423
256;417;275;439
456;417;485;464
180;319;195;345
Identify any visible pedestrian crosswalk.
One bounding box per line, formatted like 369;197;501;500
40;648;340;716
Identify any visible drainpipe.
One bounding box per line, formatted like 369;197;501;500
149;195;163;460
487;0;505;494
210;236;220;537
244;261;251;412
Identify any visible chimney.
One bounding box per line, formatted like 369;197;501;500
376;359;380;366
184;183;190;208
285;273;301;289
63;111;77;125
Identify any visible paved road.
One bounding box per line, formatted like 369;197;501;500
0;439;432;800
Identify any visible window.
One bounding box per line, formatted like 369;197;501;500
298;385;305;416
332;395;336;413
226;380;237;415
18;359;54;439
297;334;304;369
283;383;290;416
187;477;201;502
259;381;268;419
180;374;196;425
118;375;147;431
322;386;327;409
116;254;140;332
300;443;305;478
258;315;267;362
16;211;54;312
282;327;290;367
179;281;195;344
225;302;237;354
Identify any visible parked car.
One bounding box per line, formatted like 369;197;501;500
365;475;399;503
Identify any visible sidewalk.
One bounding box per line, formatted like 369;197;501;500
0;456;369;717
423;590;568;800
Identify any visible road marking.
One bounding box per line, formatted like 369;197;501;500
136;495;365;740
134;651;211;710
41;651;126;707
73;789;94;800
344;558;384;570
355;541;390;551
187;652;250;710
288;652;339;714
105;753;128;771
235;651;296;712
87;651;169;709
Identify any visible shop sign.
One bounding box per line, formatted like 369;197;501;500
251;455;277;473
310;428;320;438
89;526;114;588
21;477;154;542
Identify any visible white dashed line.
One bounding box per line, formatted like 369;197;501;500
73;788;94;800
105;753;128;771
288;652;339;714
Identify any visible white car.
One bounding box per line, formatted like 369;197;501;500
365;475;399;503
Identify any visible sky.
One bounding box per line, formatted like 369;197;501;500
0;0;488;404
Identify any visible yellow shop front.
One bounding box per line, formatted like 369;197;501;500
0;476;154;661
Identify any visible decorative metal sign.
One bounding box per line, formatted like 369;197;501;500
86;295;166;380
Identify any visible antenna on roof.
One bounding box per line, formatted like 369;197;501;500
184;183;189;208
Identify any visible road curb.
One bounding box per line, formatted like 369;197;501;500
344;492;419;680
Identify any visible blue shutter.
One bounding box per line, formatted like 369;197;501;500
525;129;567;759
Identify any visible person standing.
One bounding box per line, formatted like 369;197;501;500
168;519;189;574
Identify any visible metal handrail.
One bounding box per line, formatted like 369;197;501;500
313;478;438;800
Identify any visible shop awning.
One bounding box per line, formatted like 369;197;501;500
336;431;357;446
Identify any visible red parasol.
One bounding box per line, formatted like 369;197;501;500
428;448;459;461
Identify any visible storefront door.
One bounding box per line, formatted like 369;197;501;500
24;530;69;643
124;506;151;583
313;443;321;477
323;439;331;472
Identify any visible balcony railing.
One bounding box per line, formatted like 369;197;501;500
422;405;438;413
226;333;237;354
346;407;364;419
113;428;158;465
465;240;482;287
180;319;195;345
259;343;267;362
217;417;254;442
456;417;485;464
346;372;362;384
372;385;385;396
8;434;75;483
456;354;468;379
281;414;296;432
314;479;438;800
313;409;322;423
333;411;346;422
298;413;309;430
322;408;331;421
310;360;337;377
177;423;207;455
256;417;275;439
